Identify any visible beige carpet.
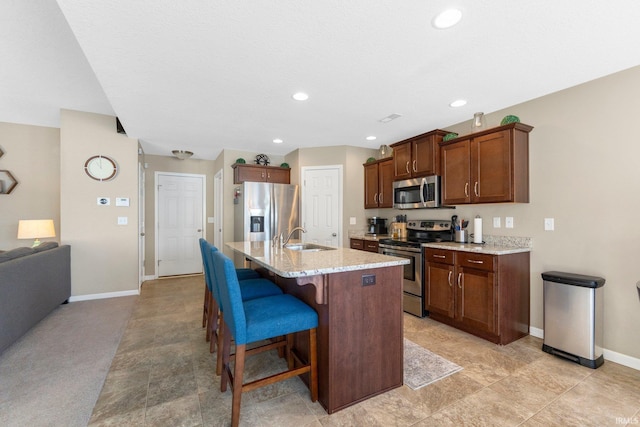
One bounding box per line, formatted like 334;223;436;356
403;338;462;390
0;296;136;427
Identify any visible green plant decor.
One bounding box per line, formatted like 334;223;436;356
280;163;290;168
443;132;459;142
500;115;520;125
235;158;246;164
366;157;376;163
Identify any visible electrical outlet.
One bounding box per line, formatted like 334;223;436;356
117;216;128;225
350;217;356;225
544;218;555;231
362;274;376;286
493;217;501;228
505;217;514;228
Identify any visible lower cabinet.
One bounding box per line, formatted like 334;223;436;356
424;248;530;345
350;238;379;253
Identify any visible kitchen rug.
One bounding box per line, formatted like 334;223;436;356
404;338;463;390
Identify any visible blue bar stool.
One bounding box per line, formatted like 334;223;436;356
198;238;264;350
212;250;318;427
202;241;283;374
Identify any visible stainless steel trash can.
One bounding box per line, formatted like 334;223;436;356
541;271;605;369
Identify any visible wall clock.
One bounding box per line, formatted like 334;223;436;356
84;155;118;181
255;154;270;165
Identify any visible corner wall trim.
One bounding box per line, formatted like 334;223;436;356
68;289;139;302
531;326;639;372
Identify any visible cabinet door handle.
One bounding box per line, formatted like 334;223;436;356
374;193;378;203
379;193;383;204
261;172;265;178
457;272;462;288
405;161;410;174
468;260;484;264
412;159;417;172
447;271;453;287
267;173;271;179
464;182;469;197
474;181;479;197
434;254;445;258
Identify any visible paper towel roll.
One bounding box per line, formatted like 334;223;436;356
473;216;483;244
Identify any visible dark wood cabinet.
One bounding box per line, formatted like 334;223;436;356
350;238;379;253
232;163;290;184
391;129;448;180
425;248;530;345
440;123;533;205
363;158;393;209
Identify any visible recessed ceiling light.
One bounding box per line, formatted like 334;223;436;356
273;138;283;144
366;136;377;141
433;9;462;29
292;92;309;101
450;99;467;107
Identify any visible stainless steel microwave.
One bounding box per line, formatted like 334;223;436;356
393;176;441;209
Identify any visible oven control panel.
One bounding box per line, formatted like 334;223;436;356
407;220;451;232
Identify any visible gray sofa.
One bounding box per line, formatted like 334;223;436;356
0;243;71;354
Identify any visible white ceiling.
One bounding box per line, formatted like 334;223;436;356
2;1;640;160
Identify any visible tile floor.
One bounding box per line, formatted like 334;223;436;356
89;275;640;426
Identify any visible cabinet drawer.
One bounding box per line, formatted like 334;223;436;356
350;239;364;250
424;248;454;264
364;241;379;252
457;252;495;271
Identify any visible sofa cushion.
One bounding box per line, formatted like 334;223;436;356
0;247;34;264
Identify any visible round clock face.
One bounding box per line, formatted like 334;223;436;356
84;155;118;181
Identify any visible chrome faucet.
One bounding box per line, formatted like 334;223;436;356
283;226;307;246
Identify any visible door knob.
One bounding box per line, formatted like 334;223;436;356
140;232;145;237
332;233;337;237
197;229;202;232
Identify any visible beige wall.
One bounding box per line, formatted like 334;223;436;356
60;109;139;297
0;122;60;248
142;154;217;276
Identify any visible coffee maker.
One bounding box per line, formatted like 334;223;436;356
367;217;388;235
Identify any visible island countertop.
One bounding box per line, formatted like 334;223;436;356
225;240;409;278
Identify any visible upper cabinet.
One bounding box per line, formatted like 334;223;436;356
390;130;448;180
440;123;533;205
232;163;290;184
364;158;393;209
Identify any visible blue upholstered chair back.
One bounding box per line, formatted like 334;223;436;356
212;250;248;344
199;238;214;293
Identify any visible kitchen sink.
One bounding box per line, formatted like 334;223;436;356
284;243;336;252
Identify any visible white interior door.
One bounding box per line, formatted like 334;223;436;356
156;172;205;276
213;169;223;249
138;162;145;290
301;166;342;247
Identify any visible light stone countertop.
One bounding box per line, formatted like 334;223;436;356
226;240;409;278
348;232;390;241
422;241;531;255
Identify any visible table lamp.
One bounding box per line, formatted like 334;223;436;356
17;219;56;247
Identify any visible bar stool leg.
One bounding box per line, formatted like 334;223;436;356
231;344;246;427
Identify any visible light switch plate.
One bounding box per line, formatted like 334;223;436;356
544;218;555;231
350;217;356;225
117;216;128;225
505;217;514;228
493;217;501;228
115;197;129;207
207;217;215;223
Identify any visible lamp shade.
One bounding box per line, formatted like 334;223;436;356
17;219;56;247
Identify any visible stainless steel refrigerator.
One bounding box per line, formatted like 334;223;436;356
233;182;299;262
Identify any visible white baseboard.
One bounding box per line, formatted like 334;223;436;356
68;289;139;302
530;325;639;371
529;326;544;339
144;275;157;281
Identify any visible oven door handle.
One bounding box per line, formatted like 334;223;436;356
380;245;421;254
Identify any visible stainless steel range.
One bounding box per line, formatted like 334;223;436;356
379;219;453;317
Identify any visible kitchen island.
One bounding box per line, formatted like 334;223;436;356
226;241;409;414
